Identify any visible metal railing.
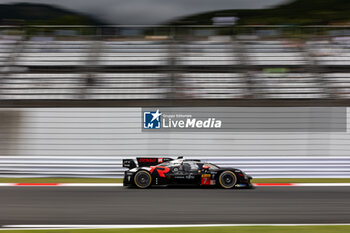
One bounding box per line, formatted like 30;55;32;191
1;156;349;178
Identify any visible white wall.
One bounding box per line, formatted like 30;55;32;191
0;107;349;157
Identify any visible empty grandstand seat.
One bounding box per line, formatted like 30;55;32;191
324;73;350;98
306;39;350;66
177;41;239;66
0;73;172;100
86;73;171;99
98;41;169;66
251;73;325;99
0;40;17;66
14;41;91;67
242;40;308;66
0;73;85;99
177;73;247;98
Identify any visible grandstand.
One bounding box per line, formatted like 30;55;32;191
1;26;350;105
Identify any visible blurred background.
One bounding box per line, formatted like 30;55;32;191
1;0;350;180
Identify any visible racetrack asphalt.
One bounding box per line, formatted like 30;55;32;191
0;186;349;225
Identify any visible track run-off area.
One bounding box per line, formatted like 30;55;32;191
0;185;349;225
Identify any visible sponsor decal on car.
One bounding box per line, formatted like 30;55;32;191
186;175;195;179
149;166;170;178
138;158;157;163
201;174;211;185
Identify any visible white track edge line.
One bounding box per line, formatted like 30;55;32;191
2;223;350;230
294;183;350;186
1;183;350;187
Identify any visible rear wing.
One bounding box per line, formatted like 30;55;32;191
136;157;173;167
122;159;137;169
122;157;173;169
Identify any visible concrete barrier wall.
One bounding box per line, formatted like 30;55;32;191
0;107;350;178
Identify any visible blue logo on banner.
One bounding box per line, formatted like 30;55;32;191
143;109;162;129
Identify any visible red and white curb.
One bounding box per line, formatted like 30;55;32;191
0;183;124;187
1;223;350;230
0;183;350;187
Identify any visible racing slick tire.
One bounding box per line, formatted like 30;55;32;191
134;170;152;188
218;171;237;189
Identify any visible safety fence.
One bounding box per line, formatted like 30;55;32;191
1;156;349;178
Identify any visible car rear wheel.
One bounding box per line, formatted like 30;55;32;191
218;171;237;189
134;170;152;188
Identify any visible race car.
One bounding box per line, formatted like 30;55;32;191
123;157;253;189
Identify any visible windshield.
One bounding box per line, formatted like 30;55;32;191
159;160;182;167
158;162;170;167
203;163;219;170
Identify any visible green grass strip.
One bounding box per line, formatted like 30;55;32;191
1;225;350;233
0;178;123;183
251;178;350;183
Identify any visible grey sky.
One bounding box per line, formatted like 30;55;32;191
0;0;289;24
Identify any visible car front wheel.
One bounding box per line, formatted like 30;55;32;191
218;171;237;189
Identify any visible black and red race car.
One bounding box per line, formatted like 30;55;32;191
123;157;253;189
